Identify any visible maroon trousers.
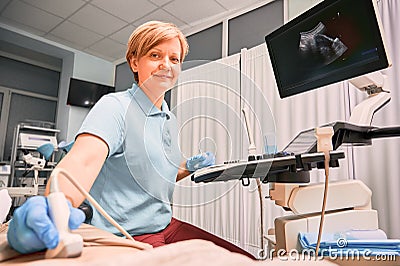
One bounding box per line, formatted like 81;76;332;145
133;217;255;259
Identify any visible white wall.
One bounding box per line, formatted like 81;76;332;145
64;51;115;142
72;51;115;84
286;0;323;21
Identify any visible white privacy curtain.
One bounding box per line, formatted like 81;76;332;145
349;0;400;239
172;55;253;251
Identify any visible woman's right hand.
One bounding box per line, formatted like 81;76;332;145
6;196;85;254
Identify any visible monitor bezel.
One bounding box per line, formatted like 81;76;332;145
265;0;391;98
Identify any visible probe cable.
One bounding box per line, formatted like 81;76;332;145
49;168;152;250
315;151;330;256
314;127;334;256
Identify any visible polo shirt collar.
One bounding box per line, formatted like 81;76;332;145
129;83;171;119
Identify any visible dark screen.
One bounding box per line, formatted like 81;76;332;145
265;0;390;98
67;78;115;108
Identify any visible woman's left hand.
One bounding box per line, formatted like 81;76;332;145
186;152;215;172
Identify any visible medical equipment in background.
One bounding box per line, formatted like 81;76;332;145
0;164;11;188
191;120;400;256
348;72;390;126
6;122;59;198
191;0;400;261
4;149;46;197
18;132;58;149
191;73;400;254
4;141;58;197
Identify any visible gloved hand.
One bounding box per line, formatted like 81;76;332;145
7;195;85;254
186;152;215;172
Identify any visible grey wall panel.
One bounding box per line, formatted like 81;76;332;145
0;56;60;97
115;62;134;92
228;0;284;55
185;23;222;63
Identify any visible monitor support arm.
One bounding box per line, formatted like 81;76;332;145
348;71;391;126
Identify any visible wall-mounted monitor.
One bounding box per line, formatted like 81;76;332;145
265;0;391;98
67;78;115;108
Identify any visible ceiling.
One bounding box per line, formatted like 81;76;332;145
0;0;267;63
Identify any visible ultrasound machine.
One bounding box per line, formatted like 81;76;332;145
190;0;400;255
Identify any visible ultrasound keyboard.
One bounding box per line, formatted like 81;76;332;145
191;150;345;185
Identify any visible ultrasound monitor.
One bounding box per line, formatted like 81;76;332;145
265;0;391;98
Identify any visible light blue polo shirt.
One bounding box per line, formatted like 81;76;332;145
77;83;181;236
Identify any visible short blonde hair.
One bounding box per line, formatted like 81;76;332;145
125;21;189;83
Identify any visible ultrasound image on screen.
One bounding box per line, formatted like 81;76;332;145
265;0;389;98
276;2;374;90
299;21;348;66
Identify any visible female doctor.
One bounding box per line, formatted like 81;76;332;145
7;21;254;259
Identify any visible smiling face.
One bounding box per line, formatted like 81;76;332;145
130;37;182;108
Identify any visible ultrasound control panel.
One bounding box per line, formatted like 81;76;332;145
190;121;397;185
191;150;345;185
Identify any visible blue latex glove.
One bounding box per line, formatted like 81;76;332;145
186;152;215;172
7;196;85;254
